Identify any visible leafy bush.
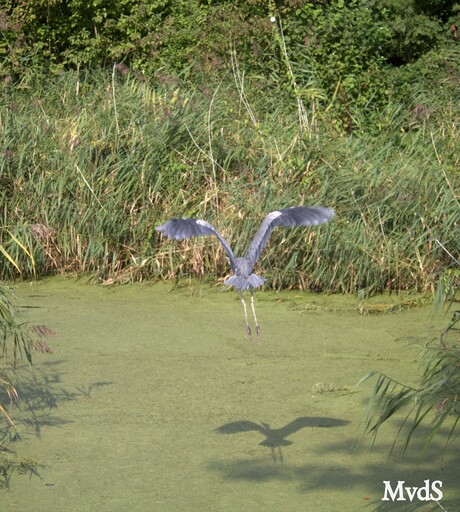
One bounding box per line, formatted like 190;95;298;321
381;0;449;65
0;0;274;78
1;0;458;83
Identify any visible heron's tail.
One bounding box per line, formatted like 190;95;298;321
224;273;265;290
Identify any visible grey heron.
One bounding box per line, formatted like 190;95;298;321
156;206;334;339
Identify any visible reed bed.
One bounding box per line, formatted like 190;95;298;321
0;69;458;293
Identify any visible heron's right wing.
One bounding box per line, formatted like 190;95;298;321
156;218;236;270
246;206;334;263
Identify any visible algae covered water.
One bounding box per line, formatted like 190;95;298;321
4;278;459;511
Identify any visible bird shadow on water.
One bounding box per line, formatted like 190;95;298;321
209;416;460;511
214;416;350;463
0;359;112;488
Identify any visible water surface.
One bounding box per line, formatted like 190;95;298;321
3;278;459;511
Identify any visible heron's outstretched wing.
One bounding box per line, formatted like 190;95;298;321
156;218;237;271
246;206;334;264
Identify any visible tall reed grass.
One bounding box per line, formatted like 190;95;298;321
0;69;458;293
361;266;460;458
0;282;30;433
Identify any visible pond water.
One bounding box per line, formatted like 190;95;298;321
3;278;459;511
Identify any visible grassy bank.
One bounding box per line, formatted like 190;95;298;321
1;69;459;292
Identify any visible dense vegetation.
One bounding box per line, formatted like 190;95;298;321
1;0;459;292
363;308;460;458
0;65;458;293
1;2;460;126
0;0;459;474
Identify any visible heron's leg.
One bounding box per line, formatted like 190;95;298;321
238;291;252;340
250;287;260;337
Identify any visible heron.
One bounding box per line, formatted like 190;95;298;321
156;206;334;339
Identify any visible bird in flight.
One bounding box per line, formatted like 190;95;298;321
156;206;334;339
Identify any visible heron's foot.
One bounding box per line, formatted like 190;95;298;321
256;324;261;339
246;325;252;342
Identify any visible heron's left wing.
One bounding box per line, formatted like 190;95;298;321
246;206;334;263
156;218;237;270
